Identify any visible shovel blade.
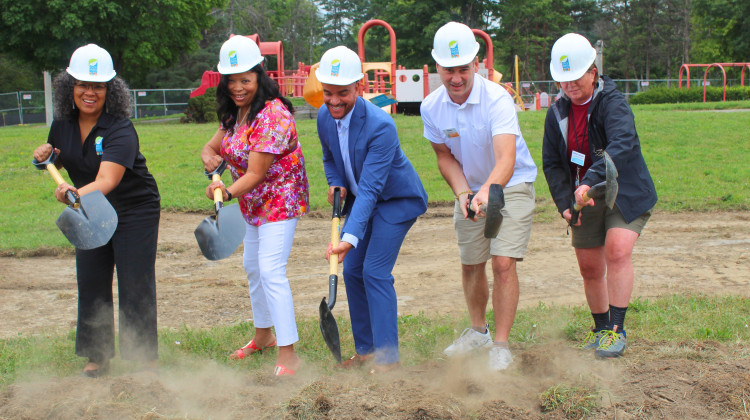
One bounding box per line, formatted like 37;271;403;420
55;190;117;250
484;184;505;238
194;203;246;260
319;297;342;364
603;152;619;209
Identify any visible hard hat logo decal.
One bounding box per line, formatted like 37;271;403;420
331;59;341;77
449;40;459;58
229;50;238;67
560;56;571;72
88;58;98;76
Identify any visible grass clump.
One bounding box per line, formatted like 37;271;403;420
539;381;600;419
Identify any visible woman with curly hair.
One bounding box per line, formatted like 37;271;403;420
33;44;160;377
201;36;309;376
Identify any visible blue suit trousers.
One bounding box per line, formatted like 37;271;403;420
343;211;416;365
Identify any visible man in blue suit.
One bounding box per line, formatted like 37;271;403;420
316;46;428;373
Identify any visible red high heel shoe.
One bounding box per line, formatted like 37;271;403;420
230;339;276;360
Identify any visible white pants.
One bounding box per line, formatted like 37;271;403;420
242;218;299;346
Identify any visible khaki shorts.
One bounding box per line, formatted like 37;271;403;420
453;182;535;264
571;200;652;249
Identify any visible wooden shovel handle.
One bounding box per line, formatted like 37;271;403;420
329;187;341;275
329;216;340;274
46;163;67;186
212;174;224;203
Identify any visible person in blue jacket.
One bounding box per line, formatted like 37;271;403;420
543;33;657;359
316;46;428;373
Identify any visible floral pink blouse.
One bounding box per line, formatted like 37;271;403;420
220;98;309;226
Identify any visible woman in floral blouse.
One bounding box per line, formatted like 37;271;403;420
201;36;309;376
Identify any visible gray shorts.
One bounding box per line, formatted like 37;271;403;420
453;182;535;264
571;200;652;248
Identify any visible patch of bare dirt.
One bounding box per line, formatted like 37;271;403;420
1;209;749;419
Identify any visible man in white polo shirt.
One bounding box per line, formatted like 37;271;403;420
421;21;537;371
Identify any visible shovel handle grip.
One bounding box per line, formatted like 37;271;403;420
465;194;487;219
569;190;592;226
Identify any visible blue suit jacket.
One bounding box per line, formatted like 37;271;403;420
318;97;428;241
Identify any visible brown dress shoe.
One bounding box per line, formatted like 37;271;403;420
340;353;374;369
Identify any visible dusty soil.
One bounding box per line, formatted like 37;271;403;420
1;207;749;419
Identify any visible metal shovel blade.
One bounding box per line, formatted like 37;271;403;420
484;183;505;238
55;190;118;250
194;203;246;260
319;296;342;364
603;151;619;209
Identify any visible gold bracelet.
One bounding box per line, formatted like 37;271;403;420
455;190;472;200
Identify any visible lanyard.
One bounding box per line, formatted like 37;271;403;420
569;104;588;187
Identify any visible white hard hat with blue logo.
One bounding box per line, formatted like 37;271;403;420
549;33;597;82
431;22;480;68
66;44;116;82
315;46;364;86
217;36;264;75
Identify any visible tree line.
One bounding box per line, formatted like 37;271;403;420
0;0;747;92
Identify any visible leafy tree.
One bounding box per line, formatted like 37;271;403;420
0;54;43;92
0;0;227;87
691;0;750;63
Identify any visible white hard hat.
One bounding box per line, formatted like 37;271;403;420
549;33;597;82
315;46;364;85
217;36;264;75
431;22;480;68
66;44;116;82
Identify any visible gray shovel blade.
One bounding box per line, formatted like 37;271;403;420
319;296;342;364
194;203;246;260
484;184;505;238
55;190;118;250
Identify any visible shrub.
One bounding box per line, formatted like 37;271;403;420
182;87;218;123
630;86;750;104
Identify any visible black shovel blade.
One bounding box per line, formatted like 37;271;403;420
319;296;342;364
484;184;505;238
56;190;117;250
194;203;246;260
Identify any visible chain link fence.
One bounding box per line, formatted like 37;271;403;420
0;88;192;127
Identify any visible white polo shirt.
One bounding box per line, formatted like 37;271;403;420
421;73;537;191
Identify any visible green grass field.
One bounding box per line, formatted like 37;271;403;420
1;103;748;252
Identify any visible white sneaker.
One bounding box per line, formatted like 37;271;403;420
443;325;492;357
488;346;513;371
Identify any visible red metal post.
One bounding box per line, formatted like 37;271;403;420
471;29;494;82
703;63;727;102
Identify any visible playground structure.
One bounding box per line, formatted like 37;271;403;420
190;20;528;110
678;62;750;102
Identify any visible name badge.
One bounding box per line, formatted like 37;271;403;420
570;150;585;166
443;128;459;138
95;136;104;156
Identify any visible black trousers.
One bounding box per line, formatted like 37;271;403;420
74;211;160;362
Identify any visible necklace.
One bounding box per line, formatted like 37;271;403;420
237;107;250;127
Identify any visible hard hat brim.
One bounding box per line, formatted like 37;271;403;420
66;68;116;83
314;69;364;86
432;43;480;68
217;56;264;75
